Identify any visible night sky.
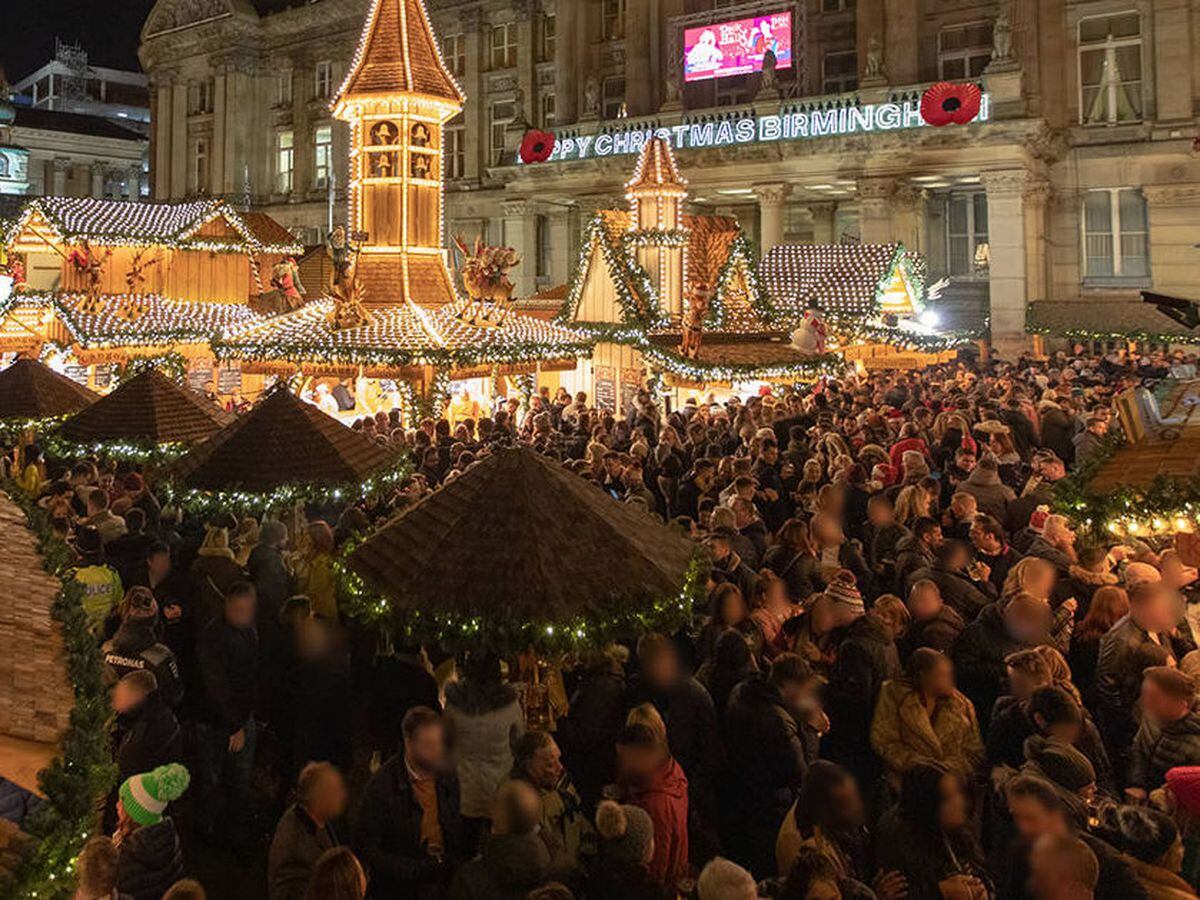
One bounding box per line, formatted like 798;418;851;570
2;0;157;83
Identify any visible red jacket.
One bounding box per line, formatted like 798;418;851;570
888;436;931;483
628;757;690;889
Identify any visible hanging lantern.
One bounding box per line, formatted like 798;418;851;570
920;82;983;127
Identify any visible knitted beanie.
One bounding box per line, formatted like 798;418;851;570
1023;736;1095;791
825;569;865;616
120;764;190;827
595;800;654;866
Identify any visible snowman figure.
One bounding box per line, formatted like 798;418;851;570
790;303;829;356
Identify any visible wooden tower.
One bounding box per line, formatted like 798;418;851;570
626;137;688;321
333;0;465;307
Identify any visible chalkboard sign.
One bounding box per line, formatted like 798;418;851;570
65;365;88;386
187;367;213;393
621;368;643;418
594;365;616;411
217;363;242;394
93;365;114;389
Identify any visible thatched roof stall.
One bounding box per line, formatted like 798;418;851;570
167;387;398;494
0;359;96;421
347;447;701;651
58;368;230;446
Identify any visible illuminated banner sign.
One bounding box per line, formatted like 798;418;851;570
527;95;991;165
684;11;793;82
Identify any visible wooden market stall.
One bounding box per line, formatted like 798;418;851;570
0;358;96;423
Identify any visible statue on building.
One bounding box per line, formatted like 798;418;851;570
271;256;307;310
756;48;780;100
68;240;112;315
410;122;431;148
679;281;712;360
454;235;521;327
864;33;886;81
583;75;601;119
790;303;829;357
511;87;530;130
990;2;1015;65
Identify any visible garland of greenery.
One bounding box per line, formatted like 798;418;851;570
114;352;188;386
335;548;709;655
1026;320;1200;346
0;484;115;900
38;433;189;468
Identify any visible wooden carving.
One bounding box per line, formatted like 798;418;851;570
453;235;521;327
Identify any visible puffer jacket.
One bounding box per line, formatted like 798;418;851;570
116;818;184;900
1129;710;1200;791
959;466;1016;520
448;832;550;900
870;678;983;788
444;682;526;818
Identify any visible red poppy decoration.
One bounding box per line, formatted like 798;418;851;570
519;129;556;164
920;82;983;127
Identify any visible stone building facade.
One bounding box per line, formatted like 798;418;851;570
139;0;1200;351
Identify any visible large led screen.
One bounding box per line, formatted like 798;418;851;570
683;11;793;82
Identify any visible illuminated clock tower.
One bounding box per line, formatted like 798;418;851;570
626;136;688;321
333;0;465;307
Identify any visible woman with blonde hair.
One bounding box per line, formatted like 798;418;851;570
295;520;337;621
894;484;931;528
626;702;668;745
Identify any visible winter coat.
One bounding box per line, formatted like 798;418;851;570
449;833;550;900
626;757;690;890
1123;855;1199;900
870;679;983;788
276;649;354;772
876;806;992;900
248;543;292;630
369;653;440;756
1096;615;1190;752
1039;405;1076;465
985;696;1115;794
354;754;463;900
823;615;901;781
977;546;1021;595
197;617;258;733
527;777;593;880
893;534;935;596
1006;483;1056;538
952;602;1037;730
558;666;625;808
999;833;1148;900
762;546;820;603
103;619;184;707
585;856;671;900
267;804;340;900
710;552;759;605
1065;565;1120;618
111;692;182;785
1130;710;1200;791
116;819;184;900
960;466;1016;521
444;682;525;818
740;520;771;568
906;563;996;623
1027;536;1076;575
188;551;245;630
902;605;966;658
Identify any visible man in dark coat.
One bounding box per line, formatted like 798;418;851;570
1128;667;1200;798
110;671;182;791
102;588;184;708
369;644;441;764
721;654;822;878
448;780;551;900
196;581;259;846
268;762;348;900
906;540;997;623
355;706;463;899
558;652;626;811
1096;582;1193;770
674;459;716;521
902;579;966;658
706;531;758;602
892;517;943;594
1006;451;1067;539
952;596;1048;731
1000;399;1038;458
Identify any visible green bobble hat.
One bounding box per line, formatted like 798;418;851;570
119;763;191;826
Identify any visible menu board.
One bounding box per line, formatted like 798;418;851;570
594;365;616;411
93;365;114;389
65;365;89;386
620;368;642;418
217;363;242;394
187;366;213;393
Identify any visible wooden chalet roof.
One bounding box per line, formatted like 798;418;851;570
626;136;687;195
348;446;697;622
47;294;265;350
760;243;921;318
59;368;231;445
338;0;465;104
1027;300;1200;343
216;298;593;370
167;387;397;492
0;359;96;421
5;197;303;255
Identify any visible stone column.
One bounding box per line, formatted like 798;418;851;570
90;163;106;199
170;82;188;198
856;177;895;244
550;209;572;286
981;170;1032;356
153;79;173;200
625;0;654;116
503;199;538;297
51;158;69;195
1022;178;1051;306
753;183;791;257
883;0;919;85
891;183;927;252
1154;0;1193;123
129;165;143;200
1142;185;1200;296
461;8;484;181
809;202;837;244
211;71;227;194
554;0;579;125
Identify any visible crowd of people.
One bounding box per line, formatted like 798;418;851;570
8;344;1200;900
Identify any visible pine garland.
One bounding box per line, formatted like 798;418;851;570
0;485;115;900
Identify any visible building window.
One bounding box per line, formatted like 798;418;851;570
315;60;333;100
541;93;556;128
1079;13;1143;125
540;14;556;61
602;76;625;119
938;22;994;79
490;23;517;69
490;101;515;167
188;78;213;115
945;192;989;278
445;119;465;179
443;33;466;77
277;70;293;107
603;0;626;40
822;51;858;94
314;124;333;189
192;138;209;194
536;214;551;278
276;130;295;193
1083;188;1149;279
